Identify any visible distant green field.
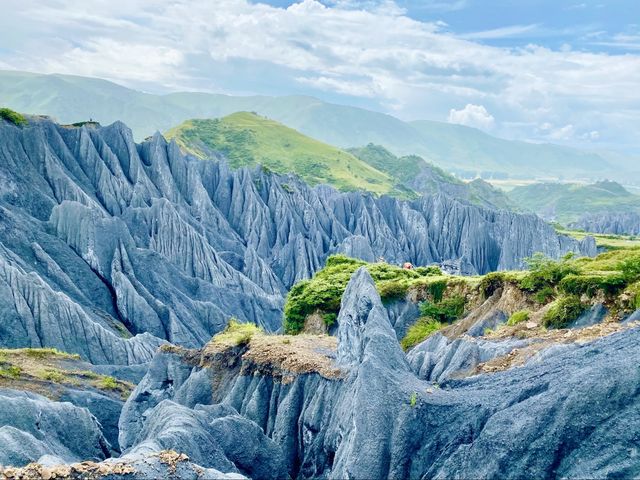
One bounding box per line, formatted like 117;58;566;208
508;181;640;225
166;112;410;197
558;228;640;250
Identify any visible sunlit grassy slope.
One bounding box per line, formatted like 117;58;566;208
166;112;410;197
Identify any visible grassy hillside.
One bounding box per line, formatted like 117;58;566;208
0;70;625;182
508;180;640;225
349;144;517;210
166;112;410;196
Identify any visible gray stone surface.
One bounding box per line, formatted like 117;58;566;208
0;118;592;366
0;389;109;467
118;268;640;478
571;212;640;236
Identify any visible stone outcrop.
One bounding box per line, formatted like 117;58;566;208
113;268;640;479
0;117;593;365
570;212;640;236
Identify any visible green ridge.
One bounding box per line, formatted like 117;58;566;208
166;112;411;197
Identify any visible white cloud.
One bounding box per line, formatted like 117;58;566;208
547;124;575;140
448;104;495;130
0;0;639;150
460;24;539;40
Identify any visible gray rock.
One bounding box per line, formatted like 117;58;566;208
119;269;640;479
0;389;109;467
0;118;591;365
571;212;640;236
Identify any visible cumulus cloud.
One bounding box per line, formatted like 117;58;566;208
448;104;495;130
0;0;639;149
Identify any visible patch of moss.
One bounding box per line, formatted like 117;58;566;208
559;273;626;297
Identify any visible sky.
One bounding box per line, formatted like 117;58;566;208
1;0;639;152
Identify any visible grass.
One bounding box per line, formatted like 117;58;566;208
542;295;585;329
401;318;444;351
0;107;27;126
509;181;640;226
284;255;444;334
558;229;640;250
212;319;263;347
166;112;411;197
0;348;132;399
97;376;118;390
507;310;530;326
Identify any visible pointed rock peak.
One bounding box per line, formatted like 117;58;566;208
337;267;407;371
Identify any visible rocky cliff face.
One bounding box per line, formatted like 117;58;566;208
571;212;640;236
0;117;593;367
109;269;640;479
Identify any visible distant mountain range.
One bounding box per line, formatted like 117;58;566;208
508;180;640;226
0;70;633;182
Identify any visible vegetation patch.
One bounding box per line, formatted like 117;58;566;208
542;295;585;329
284;255;444;334
212;319;263;348
0;347;132;399
165;112;412;197
0;107;27;126
401;318;444;351
507;310;530;326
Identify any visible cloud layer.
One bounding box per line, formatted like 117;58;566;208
1;0;639;151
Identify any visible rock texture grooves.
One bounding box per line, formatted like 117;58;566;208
0;117;593;365
112;268;640;479
571;212;640;236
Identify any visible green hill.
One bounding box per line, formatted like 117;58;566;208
508;180;640;225
348;144;517;210
166;112;411;197
0;70;629;182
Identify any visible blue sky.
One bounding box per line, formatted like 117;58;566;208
1;0;639;152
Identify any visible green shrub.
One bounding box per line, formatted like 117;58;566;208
401;318;443;351
38;368;66;383
533;286;555;304
0;108;27;126
480;272;505;298
322;313;337;328
419;295;465;324
519;253;579;292
542;295;585;329
0;365;21;379
98;376;119;390
377;280;409;300
559;273;626;297
427;279;448;303
618;257;640;282
213;319;262;346
409;392;418;408
414;266;443;276
284;255;446;334
507;310;530;326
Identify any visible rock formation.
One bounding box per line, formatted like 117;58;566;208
571;212;640;236
0;117;594;367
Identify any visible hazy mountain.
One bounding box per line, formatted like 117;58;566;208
508;180;640;226
0;70;623;181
